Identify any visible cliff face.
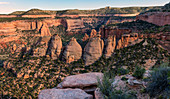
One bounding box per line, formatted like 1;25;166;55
136;12;170;26
104;36;116;58
99;26;132;39
0;20;52;36
66;19;85;31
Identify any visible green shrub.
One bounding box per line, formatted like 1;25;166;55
146;66;170;98
117;68;129;76
121;76;128;81
97;72;136;99
132;66;145;79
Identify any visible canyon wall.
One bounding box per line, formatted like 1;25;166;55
56;13;139;18
0;13;138;19
99;26;132;39
136;12;170;26
66;19;85;31
0;15;56;18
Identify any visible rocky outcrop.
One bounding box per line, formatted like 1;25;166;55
90;29;97;38
63;37;82;63
38;89;93;99
122;34;130;47
33;37;51;56
104;36;116;58
46;34;62;59
66;19;85;31
116;37;124;49
95;88;104;99
57;72;103;93
84;34;104;66
39;22;51;36
99;26;132;39
82;33;89;41
136;12;170;26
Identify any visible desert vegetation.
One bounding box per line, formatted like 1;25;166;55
0;37;169;98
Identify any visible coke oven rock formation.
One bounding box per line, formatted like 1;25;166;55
46;34;62;59
83;33;104;66
63;37;82;63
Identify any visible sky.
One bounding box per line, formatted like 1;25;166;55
0;0;169;14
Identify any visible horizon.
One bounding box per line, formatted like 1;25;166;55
0;0;169;14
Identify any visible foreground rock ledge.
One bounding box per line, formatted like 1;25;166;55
38;89;93;99
57;72;103;89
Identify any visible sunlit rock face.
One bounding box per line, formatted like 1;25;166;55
46;34;62;59
83;34;104;66
63;37;82;63
82;33;89;41
136;12;170;26
90;29;97;38
39;22;51;36
104;36;116;58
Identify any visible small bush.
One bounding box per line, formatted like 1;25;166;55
121;76;128;81
97;72;136;99
132;66;145;79
117;68;129;75
146;66;170;98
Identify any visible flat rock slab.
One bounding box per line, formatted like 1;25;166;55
57;72;103;88
38;88;93;99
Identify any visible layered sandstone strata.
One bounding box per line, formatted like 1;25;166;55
136;12;170;26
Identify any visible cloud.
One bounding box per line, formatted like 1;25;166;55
0;2;10;4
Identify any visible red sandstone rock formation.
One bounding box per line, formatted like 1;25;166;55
66;19;85;31
63;37;82;63
104;36;116;58
90;29;97;38
99;26;131;39
39;22;51;36
116;36;124;49
46;34;62;59
136;12;170;26
83;34;104;66
82;33;89;41
33;36;51;56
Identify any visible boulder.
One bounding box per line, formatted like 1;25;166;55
57;72;103;92
63;37;82;63
95;88;104;99
46;34;62;59
104;36;116;58
127;77;142;86
112;76;127;91
84;34;104;66
38;89;93;99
